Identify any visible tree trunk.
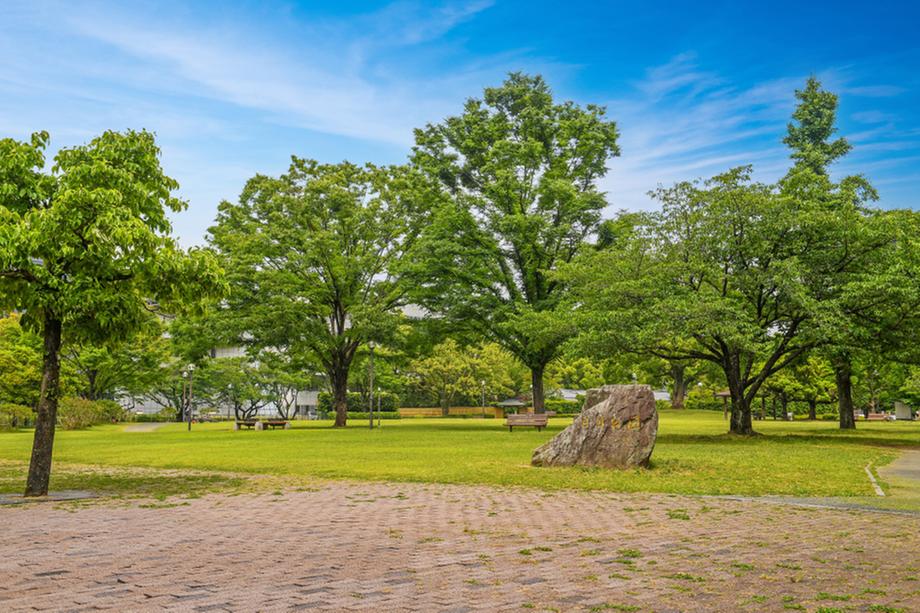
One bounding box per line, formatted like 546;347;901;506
25;315;63;497
531;364;546;414
86;370;98;401
781;395;789;421
440;392;450;417
670;363;686;409
808;399;817;421
835;357;856;430
332;369;348;427
725;355;755;435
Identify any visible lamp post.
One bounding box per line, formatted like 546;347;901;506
368;341;375;430
186;364;196;431
377;386;382;428
480;379;486;417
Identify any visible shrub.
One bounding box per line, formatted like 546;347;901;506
545;398;583;414
655;399;671;412
318;391;399;412
57;398;126;430
95;399;127;422
0;403;33;430
685;387;725;411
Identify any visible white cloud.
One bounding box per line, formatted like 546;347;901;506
47;0;506;147
598;55;914;213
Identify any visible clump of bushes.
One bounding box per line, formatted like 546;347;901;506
344;411;401;420
318;391;399;412
545;397;583;414
684;387;725;411
0;403;33;430
57;398;127;430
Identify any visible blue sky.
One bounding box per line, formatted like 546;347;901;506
2;0;918;245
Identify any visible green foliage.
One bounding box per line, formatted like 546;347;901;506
57;397;125;430
132;411;173;423
318;391;399;413
196;357;271;421
408;73;620;408
408;339;476;412
782;77;851;175
209;159;431;425
343;411;401;420
0;129;225;343
0;314;41;406
405;340;526;410
563;79;915;435
0;128;226;493
546;357;605;391
61;318;171;401
567;166;827;432
0;403;33;430
544;398;582;414
684;388;724;412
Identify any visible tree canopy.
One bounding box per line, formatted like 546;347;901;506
209;159;432;426
407;73;620;412
0;129;224;495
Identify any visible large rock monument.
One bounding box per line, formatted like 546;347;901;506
531;385;658;469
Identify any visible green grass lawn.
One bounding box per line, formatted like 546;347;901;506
0;410;918;498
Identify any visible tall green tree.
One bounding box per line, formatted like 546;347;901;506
780;78;920;428
408;73;620;412
567;167;826;434
209;160;431;427
409;339;477;415
0;130;224;496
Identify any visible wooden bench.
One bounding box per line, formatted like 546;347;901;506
866;413;891;421
505;414;549;432
234;420;290;430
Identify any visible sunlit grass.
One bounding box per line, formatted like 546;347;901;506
0;410;917;498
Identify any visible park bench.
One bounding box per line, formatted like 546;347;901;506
505;413;549;432
233;420;290;430
866;413;892;421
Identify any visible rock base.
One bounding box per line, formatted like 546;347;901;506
531;385;658;469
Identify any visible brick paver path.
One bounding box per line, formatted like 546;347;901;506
2;481;919;612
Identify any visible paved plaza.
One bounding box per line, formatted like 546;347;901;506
2;480;919;612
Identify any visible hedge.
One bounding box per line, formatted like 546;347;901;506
318;391;399;412
343;411;401;420
545;398;583;414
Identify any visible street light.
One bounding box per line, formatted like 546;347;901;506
480;379;486;417
368;341;375;430
185;364;196;431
